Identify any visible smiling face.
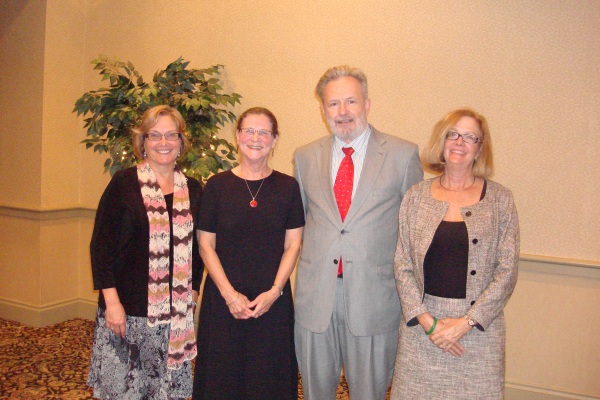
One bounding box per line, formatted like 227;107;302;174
321;76;371;144
236;113;277;165
143;115;181;169
443;116;482;170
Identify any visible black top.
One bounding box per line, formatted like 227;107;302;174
423;180;487;299
90;167;203;317
424;221;469;298
197;170;305;296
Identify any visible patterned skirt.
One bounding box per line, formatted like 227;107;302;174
390;294;505;400
87;308;192;400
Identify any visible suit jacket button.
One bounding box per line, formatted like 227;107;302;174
341;230;347;234
334;259;339;265
470;300;476;305
472;238;478;244
470;270;476;275
465;211;472;217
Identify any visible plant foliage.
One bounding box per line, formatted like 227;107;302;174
74;55;242;181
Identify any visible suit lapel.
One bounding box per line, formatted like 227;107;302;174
316;136;341;221
343;128;386;225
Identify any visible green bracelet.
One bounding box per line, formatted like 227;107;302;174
426;316;437;335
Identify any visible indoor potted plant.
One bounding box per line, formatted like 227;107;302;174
74;55;242;181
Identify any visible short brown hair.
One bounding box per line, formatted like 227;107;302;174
422;108;494;178
235;107;280;138
131;105;190;160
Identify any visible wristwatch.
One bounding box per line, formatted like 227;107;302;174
464;315;477;327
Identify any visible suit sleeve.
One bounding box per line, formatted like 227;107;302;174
399;145;424;198
394;186;428;325
466;189;520;330
293;151;308;216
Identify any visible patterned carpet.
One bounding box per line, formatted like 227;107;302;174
0;317;376;399
0;318;95;399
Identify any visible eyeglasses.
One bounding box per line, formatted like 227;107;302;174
145;132;181;141
445;130;482;144
239;128;273;138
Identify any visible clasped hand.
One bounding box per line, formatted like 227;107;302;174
227;288;279;320
429;317;471;358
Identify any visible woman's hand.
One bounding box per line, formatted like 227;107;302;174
102;288;126;337
105;302;126;338
430;317;471;357
226;291;253;320
248;286;280;318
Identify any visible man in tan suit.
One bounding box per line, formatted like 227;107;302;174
293;65;423;399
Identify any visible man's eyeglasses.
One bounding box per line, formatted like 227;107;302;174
445;130;482;144
145;132;181;141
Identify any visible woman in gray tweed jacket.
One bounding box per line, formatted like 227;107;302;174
391;108;519;399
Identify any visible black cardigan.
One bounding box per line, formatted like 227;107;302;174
90;167;203;317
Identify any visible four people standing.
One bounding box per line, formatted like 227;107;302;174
391;108;519;399
293;66;423;399
88;70;519;399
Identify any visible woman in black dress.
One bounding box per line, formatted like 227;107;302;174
193;107;305;399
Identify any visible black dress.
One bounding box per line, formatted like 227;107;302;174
192;170;305;400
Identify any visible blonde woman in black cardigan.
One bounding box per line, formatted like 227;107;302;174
391;108;519;399
88;105;203;399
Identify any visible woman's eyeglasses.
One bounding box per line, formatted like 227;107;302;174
145;132;181;141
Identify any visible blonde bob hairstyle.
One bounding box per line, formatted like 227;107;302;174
131;105;190;160
422;108;494;178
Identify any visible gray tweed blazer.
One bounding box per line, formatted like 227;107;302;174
394;178;520;330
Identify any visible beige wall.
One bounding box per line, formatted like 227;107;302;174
0;1;598;398
0;0;45;208
75;0;600;262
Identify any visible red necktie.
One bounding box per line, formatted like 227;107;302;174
334;147;354;276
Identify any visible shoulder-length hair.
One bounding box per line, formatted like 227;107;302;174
131;105;190;160
422;108;494;178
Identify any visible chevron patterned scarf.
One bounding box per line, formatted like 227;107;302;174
137;162;197;370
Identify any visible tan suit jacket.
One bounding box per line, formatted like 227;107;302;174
294;127;423;336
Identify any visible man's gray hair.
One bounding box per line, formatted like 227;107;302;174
315;65;368;103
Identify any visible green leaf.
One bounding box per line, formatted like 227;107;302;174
75;56;242;178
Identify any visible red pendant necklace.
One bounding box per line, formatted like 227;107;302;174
244;178;265;208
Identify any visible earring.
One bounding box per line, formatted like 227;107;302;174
271;149;275;157
143;149;147;158
178;149;181;157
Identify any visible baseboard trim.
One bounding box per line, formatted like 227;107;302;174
0;298;96;327
506;381;599;399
